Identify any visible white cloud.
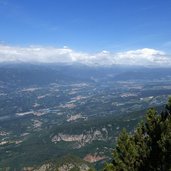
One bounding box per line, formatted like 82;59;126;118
0;44;170;66
116;48;170;66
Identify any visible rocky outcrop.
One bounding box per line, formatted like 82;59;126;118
51;128;108;148
84;154;107;163
22;164;53;171
58;163;75;171
58;163;90;171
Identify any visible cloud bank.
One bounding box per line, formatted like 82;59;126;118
0;44;170;66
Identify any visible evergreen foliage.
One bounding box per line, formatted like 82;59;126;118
104;97;171;171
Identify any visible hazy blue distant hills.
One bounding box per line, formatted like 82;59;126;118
0;63;171;87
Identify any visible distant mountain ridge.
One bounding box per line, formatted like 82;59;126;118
0;63;171;87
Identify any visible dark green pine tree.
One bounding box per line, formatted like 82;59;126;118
104;97;171;171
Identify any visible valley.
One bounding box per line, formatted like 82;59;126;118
0;64;171;170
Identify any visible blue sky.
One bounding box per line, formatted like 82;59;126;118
0;0;171;66
0;0;171;52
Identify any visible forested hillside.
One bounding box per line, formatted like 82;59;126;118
103;98;171;171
